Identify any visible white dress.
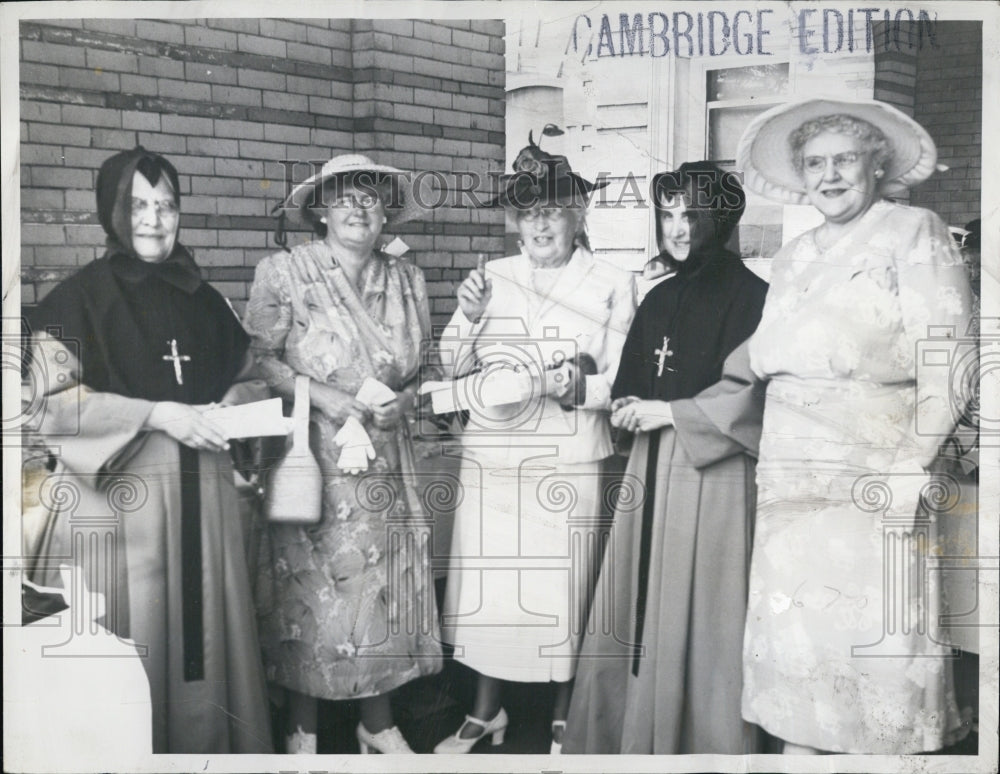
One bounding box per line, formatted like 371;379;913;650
742;201;974;753
439;248;636;681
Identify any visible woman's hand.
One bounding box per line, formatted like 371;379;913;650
146;402;230;452
880;457;930;533
216;378;269;407
456;256;492;323
610;396;641;415
611;399;674;434
371;391;414;430
310;381;372;425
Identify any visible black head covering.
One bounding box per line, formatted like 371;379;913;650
962;218;981;251
29;147;248;403
96;147;200;292
650;161;746;275
97;147;180;248
491;129;609;209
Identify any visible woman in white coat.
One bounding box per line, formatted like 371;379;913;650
435;135;637;754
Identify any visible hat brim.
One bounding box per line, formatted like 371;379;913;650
276;163;426;226
736;98;937;204
486;172;609;209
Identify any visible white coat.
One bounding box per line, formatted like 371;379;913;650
439;247;637;682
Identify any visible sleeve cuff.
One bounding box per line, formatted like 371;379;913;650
672;398;745;469
579;373;612;410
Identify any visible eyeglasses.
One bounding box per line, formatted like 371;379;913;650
518;207;571;223
329;193;380;210
801;151;865;174
131;197;179;219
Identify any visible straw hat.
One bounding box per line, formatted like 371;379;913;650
736;98;937;204
275;153;425;226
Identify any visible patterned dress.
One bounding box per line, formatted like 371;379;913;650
244;242;442;700
742;201;973;752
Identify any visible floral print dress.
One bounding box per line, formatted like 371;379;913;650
244;242;442;700
742;201;973;752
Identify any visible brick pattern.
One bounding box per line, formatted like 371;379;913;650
351;19;507;325
20;18;506;325
907;21;982;228
869;24;917;207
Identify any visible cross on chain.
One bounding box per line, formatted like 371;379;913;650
654;336;674;377
163;338;191;385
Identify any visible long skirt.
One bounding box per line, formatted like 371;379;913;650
30;433;274;753
563;428;762;754
441;452;603;682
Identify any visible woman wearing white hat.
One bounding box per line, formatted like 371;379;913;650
245;155;442;754
736;99;974;753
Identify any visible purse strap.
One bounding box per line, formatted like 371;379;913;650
292;374;311;448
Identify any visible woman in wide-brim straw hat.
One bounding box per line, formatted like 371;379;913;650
245;154;442;754
434;132;637;754
736;98;974;754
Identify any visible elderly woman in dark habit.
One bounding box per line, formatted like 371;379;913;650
563;162;769;754
244;155;442;754
26;147;273;753
434;135;637;754
736;98;974;753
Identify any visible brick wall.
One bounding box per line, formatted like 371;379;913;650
908;21;982;228
871;21;980;225
19;17;506;327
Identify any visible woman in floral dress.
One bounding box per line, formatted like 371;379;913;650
736;99;974;753
245;155;442;754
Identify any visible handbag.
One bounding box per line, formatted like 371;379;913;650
265;374;322;524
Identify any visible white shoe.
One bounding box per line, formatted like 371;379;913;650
433;707;508;753
285;728;317;754
356;722;414;754
550;720;565;754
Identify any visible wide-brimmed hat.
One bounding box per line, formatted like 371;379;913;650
736;98;937;204
491;130;608;209
275;153;425;226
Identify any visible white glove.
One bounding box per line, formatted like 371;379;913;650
335;416;376;474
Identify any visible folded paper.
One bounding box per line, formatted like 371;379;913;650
356;376;397;408
418;368;533;415
202;398;295;438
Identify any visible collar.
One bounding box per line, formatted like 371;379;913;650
672;246;733;282
513;246;594;321
108;242;203;294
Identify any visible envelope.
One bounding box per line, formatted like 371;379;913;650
202;398;295;438
418;369;532;415
355;377;397;407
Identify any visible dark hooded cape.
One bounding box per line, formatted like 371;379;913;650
25;148;272;754
611;249;767;404
30;145;247;401
564;241;769;754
